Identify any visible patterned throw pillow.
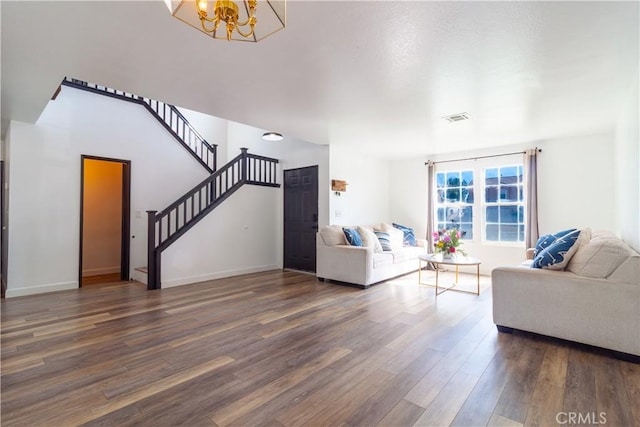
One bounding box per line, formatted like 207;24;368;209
534;228;576;255
342;228;363;246
374;231;392;251
392;223;417;246
532;229;582;270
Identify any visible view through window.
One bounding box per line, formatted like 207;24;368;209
435;164;525;243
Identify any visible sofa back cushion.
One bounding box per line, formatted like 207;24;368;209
319;225;347;246
567;235;634;278
377;223;404;250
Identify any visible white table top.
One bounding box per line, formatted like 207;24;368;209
418;253;482;266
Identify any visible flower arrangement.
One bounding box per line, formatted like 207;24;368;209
432;228;466;257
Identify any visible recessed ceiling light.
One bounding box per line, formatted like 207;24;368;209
442;113;470;123
262;132;283;141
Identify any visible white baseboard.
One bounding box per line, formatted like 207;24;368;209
162;264;280;288
82;266;120;277
5;281;78;298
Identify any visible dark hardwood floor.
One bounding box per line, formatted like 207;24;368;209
1;270;638;426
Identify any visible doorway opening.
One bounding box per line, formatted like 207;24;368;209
79;156;131;286
283;165;319;273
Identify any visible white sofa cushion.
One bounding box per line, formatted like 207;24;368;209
319;225;347;246
376;223;404;250
358;226;383;253
373;253;393;268
567;235;633;278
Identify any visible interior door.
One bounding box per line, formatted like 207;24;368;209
283;166;319;272
79;156;131;286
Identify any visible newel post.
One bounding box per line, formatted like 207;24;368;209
240;147;248;182
146;210;158;290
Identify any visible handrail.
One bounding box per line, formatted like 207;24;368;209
146;148;280;290
61;77;217;173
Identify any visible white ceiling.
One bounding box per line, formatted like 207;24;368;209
2;1;639;159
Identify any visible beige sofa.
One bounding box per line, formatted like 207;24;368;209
492;230;640;358
316;225;426;288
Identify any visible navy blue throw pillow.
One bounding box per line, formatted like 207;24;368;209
534;228;576;255
532;229;581;270
392;223;417;246
343;228;363;246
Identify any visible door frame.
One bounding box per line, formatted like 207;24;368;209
283;165;319;272
79;155;131;286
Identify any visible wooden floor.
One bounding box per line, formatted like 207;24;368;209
1;270;638;426
81;273;124;286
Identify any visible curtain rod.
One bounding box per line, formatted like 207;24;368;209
425;148;542;165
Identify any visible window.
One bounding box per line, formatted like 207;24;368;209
435;170;474;239
484;166;525;242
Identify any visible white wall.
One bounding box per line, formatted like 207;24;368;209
615;69;640;252
6;86;332;295
329;145;390;226
5;86;209;297
389;131;618;274
223;121;330;272
177;107;228;168
162;185;280;286
161;120;330;285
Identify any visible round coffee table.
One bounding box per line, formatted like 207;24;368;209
418;254;482;296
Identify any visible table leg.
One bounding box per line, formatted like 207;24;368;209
435;267;439;296
476;264;480;295
418;259;422;284
455;265;459;284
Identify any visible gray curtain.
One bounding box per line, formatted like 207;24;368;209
426;161;435;253
524;149;539;248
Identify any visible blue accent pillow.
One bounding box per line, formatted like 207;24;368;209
534;228;576;255
343;228;363;246
532;229;581;270
374;231;392;251
392;223;417;246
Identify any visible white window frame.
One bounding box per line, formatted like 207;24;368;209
434;169;474;240
482;165;525;244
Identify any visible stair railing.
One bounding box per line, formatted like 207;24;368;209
61;77;217;173
146;148;279;290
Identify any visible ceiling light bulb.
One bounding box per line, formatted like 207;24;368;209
262;132;283;141
197;0;208;13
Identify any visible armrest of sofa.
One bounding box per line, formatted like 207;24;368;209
316;244;374;285
416;238;428;248
525;248;535;260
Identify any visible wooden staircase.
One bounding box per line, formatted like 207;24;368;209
61;77;217;173
146;148;280;290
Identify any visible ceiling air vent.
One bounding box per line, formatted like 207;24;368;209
442;112;470;123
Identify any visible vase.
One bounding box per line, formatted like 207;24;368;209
442;253;454;260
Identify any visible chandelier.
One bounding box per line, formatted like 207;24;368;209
168;0;286;42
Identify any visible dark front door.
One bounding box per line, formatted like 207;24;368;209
284;166;319;272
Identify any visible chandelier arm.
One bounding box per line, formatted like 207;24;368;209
235;25;255;38
236;0;256;26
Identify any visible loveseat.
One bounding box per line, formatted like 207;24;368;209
492;230;640;358
316;224;426;288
